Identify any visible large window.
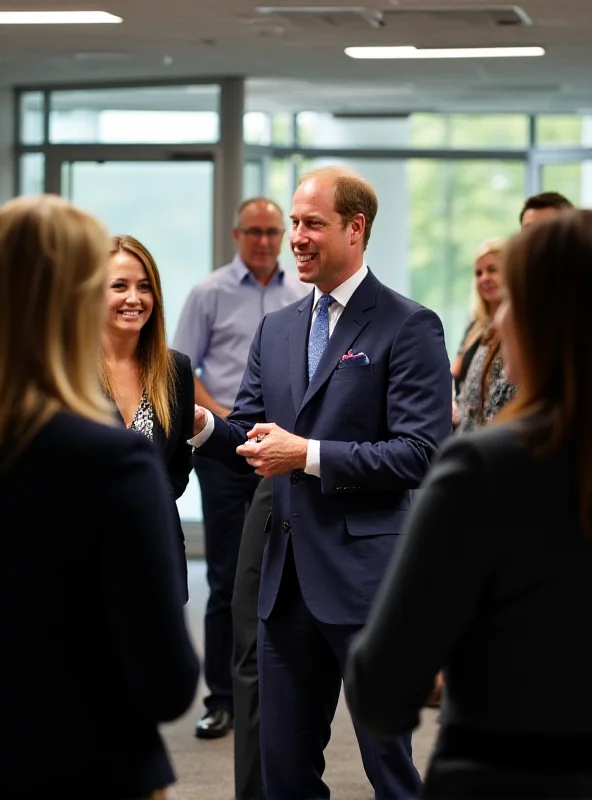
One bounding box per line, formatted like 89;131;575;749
24;85;220;144
410;114;528;149
408;159;524;352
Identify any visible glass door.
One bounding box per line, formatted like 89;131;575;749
59;158;215;523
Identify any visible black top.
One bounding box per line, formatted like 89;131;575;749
345;421;592;740
111;348;194;602
454;320;481;397
0;412;200;798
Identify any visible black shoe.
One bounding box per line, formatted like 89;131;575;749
195;709;233;739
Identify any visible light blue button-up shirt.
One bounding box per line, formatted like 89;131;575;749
173;255;311;409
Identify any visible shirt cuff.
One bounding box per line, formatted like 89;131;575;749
304;439;321;478
188;410;215;447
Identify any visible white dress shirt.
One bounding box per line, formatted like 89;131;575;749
189;264;369;480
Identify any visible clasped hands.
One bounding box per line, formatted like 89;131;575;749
193;405;307;477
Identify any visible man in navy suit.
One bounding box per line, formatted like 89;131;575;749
191;165;452;798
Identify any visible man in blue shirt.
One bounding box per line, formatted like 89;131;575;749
173;197;310;741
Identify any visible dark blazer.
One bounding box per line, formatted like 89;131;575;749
198;270;452;625
0;412;200;799
345;421;592;797
112;348;194;601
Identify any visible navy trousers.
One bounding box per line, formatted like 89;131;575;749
258;542;422;799
194;454;260;714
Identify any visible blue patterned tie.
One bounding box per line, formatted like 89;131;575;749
308;293;336;380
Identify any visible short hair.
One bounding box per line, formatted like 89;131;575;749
298;166;378;250
519;191;574;224
106;235;177;436
234;197;284;228
500;209;592;534
0;194;113;469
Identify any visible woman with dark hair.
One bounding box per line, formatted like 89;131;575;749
102;235;195;602
345;209;592;798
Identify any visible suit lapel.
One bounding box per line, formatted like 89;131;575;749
289;293;315;413
299;271;379;412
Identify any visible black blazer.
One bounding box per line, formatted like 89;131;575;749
112;349;194;601
345;420;592;796
0;412;200;799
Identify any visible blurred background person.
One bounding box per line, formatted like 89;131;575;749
455;237;516;434
174;198;310;740
451;237;505;427
520;190;573;227
0;195;199;800
102;234;195;603
345;208;592;799
455;191;573;434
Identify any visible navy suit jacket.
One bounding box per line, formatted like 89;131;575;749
199;270;452;625
0;412;199;797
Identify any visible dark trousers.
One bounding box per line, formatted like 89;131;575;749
258;543;421;800
232;477;272;800
194;454;260;714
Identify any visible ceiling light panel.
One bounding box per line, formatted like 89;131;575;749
345;46;546;59
0;11;122;24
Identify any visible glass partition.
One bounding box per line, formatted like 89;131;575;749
19;153;45;194
541;161;592;206
297;112;410;148
410;114;529;149
295;112;529;150
536;115;584;147
49;84;220;144
19;92;45;145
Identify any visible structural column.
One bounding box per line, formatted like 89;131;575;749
216;77;244;266
0;89;15;202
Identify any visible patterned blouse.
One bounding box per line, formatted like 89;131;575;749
130;390;155;441
456;343;517;434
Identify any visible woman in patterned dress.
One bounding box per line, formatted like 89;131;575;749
102;235;194;602
456;238;517;434
452;238;505;401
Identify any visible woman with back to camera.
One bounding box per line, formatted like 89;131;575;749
0;196;199;800
345;209;592;798
102;235;194;603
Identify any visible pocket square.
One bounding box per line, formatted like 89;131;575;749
338;349;370;368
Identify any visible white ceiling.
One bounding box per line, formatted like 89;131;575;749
1;0;592;114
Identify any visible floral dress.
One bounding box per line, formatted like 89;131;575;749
456;343;517;434
130;390;155;441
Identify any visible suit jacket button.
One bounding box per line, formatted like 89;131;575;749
290;472;299;484
282;520;291;532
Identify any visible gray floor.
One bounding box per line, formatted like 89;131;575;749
161;560;440;799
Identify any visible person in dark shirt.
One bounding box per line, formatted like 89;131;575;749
345;208;592;798
0;195;200;799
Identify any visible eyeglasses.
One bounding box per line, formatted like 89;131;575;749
237;227;284;240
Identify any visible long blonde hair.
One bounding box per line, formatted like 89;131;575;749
0;195;114;470
101;235;177;436
499;209;592;535
463;237;505;352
